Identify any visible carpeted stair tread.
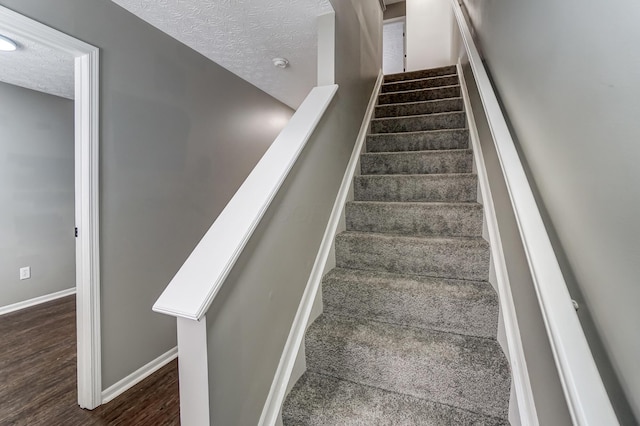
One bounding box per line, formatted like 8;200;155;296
345;200;482;237
371;111;466;133
282;372;509;426
282;65;511;425
366;129;469;152
335;231;490;281
375;98;463;118
304;314;510;419
384;65;457;83
354;173;477;202
381;74;459;93
360;149;473;175
378;85;461;105
323;268;498;338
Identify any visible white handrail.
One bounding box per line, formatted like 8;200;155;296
449;1;618;424
153;84;339;321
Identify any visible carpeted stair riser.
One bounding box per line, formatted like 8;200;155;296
371;111;466;133
381;74;459;93
360;149;472;175
366;129;469;152
378;85;461;105
375;98;463;118
384;65;457;83
282;372;509;426
345;201;482;237
354;174;477;202
282;65;511;426
335;232;490;281
304;314;510;419
323;268;498;338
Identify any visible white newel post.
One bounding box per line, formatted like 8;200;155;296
177;316;210;426
317;11;335;86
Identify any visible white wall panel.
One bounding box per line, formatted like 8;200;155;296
406;0;454;71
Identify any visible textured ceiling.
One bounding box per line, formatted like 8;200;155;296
0;29;75;99
111;0;333;109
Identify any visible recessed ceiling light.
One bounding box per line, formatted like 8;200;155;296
0;34;17;52
272;58;289;69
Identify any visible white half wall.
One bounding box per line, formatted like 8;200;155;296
406;0;454;71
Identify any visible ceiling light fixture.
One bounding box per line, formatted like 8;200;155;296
0;34;17;52
272;57;289;69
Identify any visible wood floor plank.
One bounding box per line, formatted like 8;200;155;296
0;295;180;425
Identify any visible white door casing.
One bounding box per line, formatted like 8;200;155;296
0;6;102;409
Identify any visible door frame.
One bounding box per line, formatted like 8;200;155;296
0;6;102;409
383;16;407;73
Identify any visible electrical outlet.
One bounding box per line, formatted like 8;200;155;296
19;266;31;280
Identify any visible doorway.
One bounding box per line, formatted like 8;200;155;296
383;18;406;74
0;5;101;409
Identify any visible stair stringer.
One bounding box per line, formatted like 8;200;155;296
457;62;540;426
257;70;384;426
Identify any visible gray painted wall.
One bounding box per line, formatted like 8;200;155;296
203;0;382;424
0;0;293;390
459;0;640;423
384;2;406;20
454;59;573;424
0;82;74;307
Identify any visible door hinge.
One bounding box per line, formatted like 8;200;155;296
75;227;78;238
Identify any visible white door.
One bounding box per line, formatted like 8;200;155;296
383;20;405;75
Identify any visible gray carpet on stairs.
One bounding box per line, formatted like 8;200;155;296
335;232;490;281
354;174;478;203
371;111;467;133
374;98;463;119
345;201;483;237
366;129;470;152
378;85;461;105
360;149;473;175
381;74;460;93
383;65;458;82
305;314;510;419
282;66;511;425
323;268;498;338
283;373;509;426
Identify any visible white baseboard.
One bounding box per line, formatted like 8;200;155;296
258;70;385;426
457;62;539;426
101;346;178;404
0;287;76;316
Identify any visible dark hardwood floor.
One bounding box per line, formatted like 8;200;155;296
0;295;180;425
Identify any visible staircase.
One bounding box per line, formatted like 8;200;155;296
282;66;511;425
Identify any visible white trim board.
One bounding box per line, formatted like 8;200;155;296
0;6;102;410
102;346;178;404
258;70;384;426
317;12;335;86
177;317;210;426
457;63;539;426
0;288;76;316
